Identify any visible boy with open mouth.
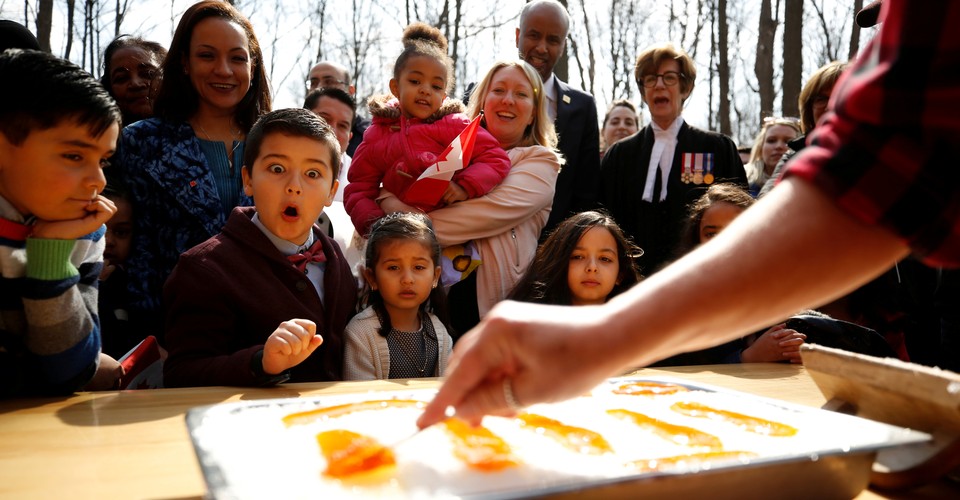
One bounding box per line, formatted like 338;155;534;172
162;108;358;387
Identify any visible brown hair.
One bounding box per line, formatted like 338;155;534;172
676;183;755;256
798;60;848;133
634;43;696;101
153;0;271;133
362;212;452;336
508;210;642;305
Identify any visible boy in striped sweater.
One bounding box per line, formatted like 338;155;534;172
0;49;123;396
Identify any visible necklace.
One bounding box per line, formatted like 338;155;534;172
391;324;427;376
194;121;243;166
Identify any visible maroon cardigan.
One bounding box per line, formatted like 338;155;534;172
163;207;358;387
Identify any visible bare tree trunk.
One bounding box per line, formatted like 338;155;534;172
554;0;568;82
717;0;732;136
450;0;463;90
35;0;52;52
707;1;716;130
313;0;327;63
114;0;133;37
65;0;76;59
755;0;776;122
782;0;802;117
848;0;863;59
577;0;595;95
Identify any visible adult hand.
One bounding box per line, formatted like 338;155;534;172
377;190;420;214
262;319;323;375
417;300;622;428
740;324;806;364
32;195;117;240
441;182;468;205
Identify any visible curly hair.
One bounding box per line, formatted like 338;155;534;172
508;210;642;305
392;22;454;93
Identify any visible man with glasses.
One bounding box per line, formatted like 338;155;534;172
306;61;369;157
598;42;745;275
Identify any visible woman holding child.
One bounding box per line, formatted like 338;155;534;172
381;60;562;336
115;0;271;331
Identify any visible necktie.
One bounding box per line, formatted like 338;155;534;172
288;238;326;273
0;219;31;242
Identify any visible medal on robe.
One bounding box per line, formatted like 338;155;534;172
703;153;715;184
681;153;694;184
693;153;704;184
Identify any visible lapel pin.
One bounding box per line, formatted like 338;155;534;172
562;95;571;104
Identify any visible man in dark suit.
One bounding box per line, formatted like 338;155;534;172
307;61;370;157
516;0;600;236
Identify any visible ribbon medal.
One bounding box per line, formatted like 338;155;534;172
681;153;695;184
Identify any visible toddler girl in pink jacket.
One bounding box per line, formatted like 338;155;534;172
344;22;510;236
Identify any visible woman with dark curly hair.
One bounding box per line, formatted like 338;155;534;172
508;210;642;306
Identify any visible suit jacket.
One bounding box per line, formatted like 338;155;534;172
346;114;370;157
162;207;357;387
545;77;601;235
114;118;253;324
599;122;746;274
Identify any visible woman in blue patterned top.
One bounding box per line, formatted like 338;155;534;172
114;0;271;337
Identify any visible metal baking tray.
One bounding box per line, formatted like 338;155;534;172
185;377;929;499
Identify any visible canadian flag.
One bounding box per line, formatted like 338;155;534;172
403;114;481;209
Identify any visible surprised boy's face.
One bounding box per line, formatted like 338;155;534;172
0;121;118;221
242;133;338;246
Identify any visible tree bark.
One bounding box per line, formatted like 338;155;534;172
848;0;863;60
782;0;802;117
755;0;776;122
65;0;75;59
35;0;52;52
717;0;731;136
552;0;568;82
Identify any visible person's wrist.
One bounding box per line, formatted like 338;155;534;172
250;350;290;386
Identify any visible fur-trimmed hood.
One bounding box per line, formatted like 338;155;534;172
367;94;466;124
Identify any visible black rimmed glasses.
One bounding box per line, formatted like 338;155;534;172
641;71;685;88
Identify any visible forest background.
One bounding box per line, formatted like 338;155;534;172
3;0;876;145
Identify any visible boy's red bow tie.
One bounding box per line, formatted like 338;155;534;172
287;239;326;273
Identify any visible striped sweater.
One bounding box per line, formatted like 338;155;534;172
0;196;104;397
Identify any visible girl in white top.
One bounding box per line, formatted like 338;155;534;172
343;212;454;380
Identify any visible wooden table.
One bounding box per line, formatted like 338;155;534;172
1;363;956;499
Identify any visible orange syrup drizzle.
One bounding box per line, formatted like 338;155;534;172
613;381;690;396
282;399;426;427
607;408;723;449
628;450;758;473
670;401;798;437
316;429;396;478
443;418;520;472
516;413;613;455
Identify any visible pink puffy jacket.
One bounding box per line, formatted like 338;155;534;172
344;96;510;236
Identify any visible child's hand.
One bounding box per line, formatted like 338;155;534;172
740;323;806;364
99;258;116;281
441;182;468;205
32;194;117;240
262;319;323;375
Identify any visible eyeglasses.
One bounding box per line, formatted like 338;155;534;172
306;76;346;90
641;71;685;88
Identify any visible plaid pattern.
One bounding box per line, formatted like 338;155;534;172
785;0;960;267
